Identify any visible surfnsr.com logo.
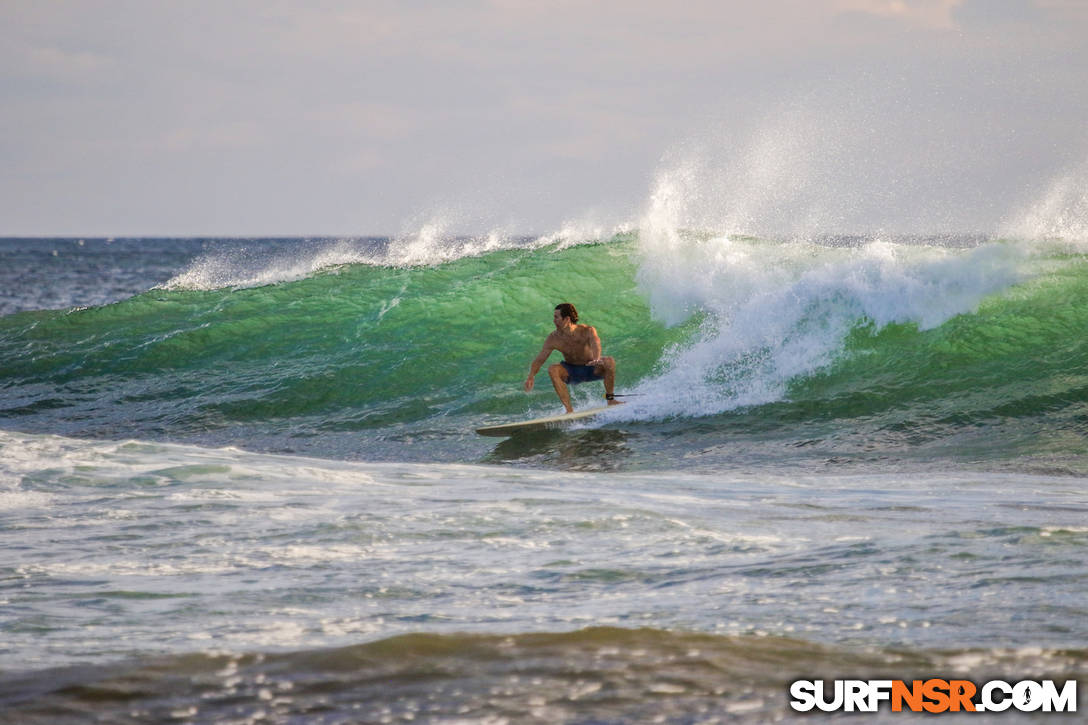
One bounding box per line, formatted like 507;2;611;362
790;679;1077;713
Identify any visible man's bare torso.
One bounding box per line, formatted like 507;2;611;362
547;325;597;365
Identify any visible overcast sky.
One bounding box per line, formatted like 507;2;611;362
2;0;1086;237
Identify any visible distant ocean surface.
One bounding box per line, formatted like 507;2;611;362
2;232;1086;722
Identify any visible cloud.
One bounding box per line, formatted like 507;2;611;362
1037;0;1088;18
833;0;965;29
1;1;1087;235
953;0;1039;27
20;44;115;81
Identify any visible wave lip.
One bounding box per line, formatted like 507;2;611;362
620;233;1034;421
158;229;547;292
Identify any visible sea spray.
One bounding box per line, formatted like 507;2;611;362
158;221;630;294
1001;157;1088;242
622;143;1039;421
159;231;534;292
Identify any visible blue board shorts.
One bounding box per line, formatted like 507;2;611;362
560;361;604;385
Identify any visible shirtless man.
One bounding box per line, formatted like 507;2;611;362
524;302;620;413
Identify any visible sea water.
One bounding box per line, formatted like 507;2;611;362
1;229;1087;723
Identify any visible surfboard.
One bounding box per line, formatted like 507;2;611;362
476;405;614;437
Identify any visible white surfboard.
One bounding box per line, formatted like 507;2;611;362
476;405;614;437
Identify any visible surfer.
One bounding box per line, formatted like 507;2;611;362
524;303;620;413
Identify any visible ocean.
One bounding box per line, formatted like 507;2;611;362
1;231;1086;722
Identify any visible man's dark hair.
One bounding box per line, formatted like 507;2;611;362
555;302;578;323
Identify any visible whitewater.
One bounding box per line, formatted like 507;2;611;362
2;160;1088;721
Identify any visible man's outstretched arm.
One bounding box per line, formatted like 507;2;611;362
524;345;553;392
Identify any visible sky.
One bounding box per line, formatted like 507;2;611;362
2;0;1087;237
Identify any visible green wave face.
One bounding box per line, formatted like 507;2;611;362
2;235;1086;470
0;237;682;438
784;256;1088;461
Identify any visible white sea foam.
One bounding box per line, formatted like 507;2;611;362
536;218;635;250
383;219;517;267
615;143;1035;421
161;239;367;291
160;224;531;291
3;428;1085;671
159;212;639;292
0;489;56;511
